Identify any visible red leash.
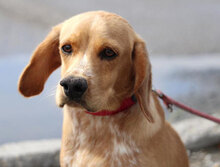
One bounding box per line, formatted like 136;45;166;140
153;89;220;124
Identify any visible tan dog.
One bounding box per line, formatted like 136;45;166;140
18;11;189;167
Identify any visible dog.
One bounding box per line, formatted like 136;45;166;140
18;11;189;167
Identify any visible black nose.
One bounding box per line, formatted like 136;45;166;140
60;77;88;100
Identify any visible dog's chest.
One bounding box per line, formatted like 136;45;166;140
63;112;140;167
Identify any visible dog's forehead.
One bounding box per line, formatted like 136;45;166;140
60;11;135;44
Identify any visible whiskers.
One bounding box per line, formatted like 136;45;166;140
40;85;57;101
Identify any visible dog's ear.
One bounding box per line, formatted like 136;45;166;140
132;39;154;123
18;24;62;97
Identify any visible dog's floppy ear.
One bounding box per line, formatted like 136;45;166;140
18;24;62;97
132;39;154;123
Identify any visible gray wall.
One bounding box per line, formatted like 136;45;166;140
1;0;220;56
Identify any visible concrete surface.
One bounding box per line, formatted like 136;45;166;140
0;136;219;167
189;146;220;167
173;113;220;150
0;140;60;167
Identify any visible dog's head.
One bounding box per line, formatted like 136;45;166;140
18;11;153;122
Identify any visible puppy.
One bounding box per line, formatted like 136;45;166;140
18;11;189;167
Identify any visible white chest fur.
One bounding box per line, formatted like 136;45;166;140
63;110;141;167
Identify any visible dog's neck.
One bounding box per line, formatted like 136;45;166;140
62;93;164;143
84;96;136;116
61;93;164;166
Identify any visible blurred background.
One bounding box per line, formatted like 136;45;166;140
0;0;220;166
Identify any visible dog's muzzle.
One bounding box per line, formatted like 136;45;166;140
60;76;88;101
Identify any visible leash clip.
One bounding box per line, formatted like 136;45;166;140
152;88;163;98
152;88;173;112
166;103;173;112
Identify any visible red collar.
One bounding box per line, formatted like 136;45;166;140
85;96;136;116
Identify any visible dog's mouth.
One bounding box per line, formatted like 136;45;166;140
62;97;96;112
77;100;96;112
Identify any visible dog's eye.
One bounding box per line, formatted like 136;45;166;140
61;45;72;54
100;48;117;60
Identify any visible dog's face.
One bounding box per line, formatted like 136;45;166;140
58;12;136;112
18;11;153;121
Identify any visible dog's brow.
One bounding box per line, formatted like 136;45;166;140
60;32;81;46
99;42;120;54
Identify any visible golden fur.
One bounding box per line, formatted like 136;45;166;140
18;11;189;167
